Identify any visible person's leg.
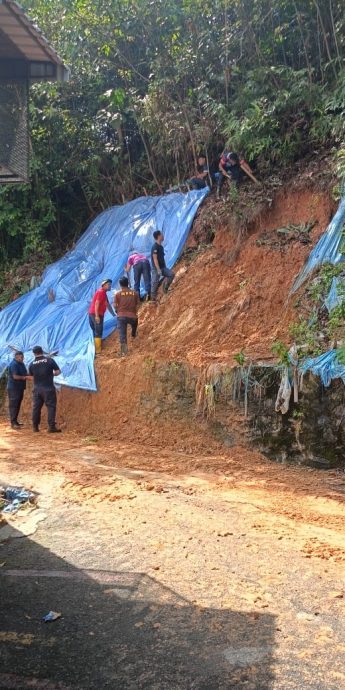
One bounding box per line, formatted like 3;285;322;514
162;267;175;293
44;388;59;432
91;314;104;354
14;391;24;424
133;262;142;296
215;172;225;197
151;267;160;301
32;389;44;430
8;390;21;427
142;260;151;298
129;317;138;338
117;317;128;355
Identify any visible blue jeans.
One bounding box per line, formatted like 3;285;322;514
189;177;208;190
151;266;175;300
117;316;138;344
133;259;151;297
89;314;104;338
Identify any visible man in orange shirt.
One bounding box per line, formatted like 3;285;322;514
88;279;115;355
114;277;140;356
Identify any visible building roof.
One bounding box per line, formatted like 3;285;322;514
0;0;69;81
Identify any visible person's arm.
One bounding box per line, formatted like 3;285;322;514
219;160;231;179
51;359;61;377
94;299;101;323
12;362;28;381
107;296;115;317
152;250;161;274
124;262;130;273
113;292;119;314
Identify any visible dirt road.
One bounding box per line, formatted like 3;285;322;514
0;423;344;689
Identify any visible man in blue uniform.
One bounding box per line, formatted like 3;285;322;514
28;346;62;433
7;351;28;429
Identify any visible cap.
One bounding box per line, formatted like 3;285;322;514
101;278;112;286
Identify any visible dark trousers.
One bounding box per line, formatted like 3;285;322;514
89;314;104;338
32;387;57;430
8;389;24;424
133;260;151;296
189;177;208;190
117;317;138;344
151;266;175;300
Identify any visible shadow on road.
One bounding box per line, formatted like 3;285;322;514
0;527;276;689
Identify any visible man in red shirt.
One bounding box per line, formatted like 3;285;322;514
114;277;140;356
88;279;115;355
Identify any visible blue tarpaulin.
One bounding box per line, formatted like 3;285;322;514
291;190;345;293
324;276;345;312
0;190;208;391
301;350;345;386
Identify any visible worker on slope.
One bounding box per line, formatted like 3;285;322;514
124;250;151;300
114;276;140;357
151;230;175;303
28;346;61;433
7;350;29;429
188;154;210;190
215;151;257;199
88;279;115;355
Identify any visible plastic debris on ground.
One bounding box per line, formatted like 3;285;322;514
291;190;345;294
0;486;37;515
324;276;345;312
301;350;345;387
43;611;62;622
0;190;208;392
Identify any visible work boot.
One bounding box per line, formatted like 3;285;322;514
11;422;21;430
17;421;24;426
48;427;62;433
94;337;102;355
162;280;169;294
33;426;39;432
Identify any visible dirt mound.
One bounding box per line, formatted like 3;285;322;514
127;187;332;366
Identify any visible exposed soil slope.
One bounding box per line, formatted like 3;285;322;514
114;187;333;365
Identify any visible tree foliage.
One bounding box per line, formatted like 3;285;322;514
1;0;345;264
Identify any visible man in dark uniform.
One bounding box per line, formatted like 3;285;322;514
151;230;175;302
114;277;140;356
7;351;28;429
28;346;61;433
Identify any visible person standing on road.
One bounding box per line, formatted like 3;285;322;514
28;346;61;433
114;277;140;357
7;351;29;430
151;230;175;302
124;251;151;300
88;279;115;355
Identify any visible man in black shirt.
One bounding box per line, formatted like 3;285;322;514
7;351;28;429
151;230;175;302
28;346;62;433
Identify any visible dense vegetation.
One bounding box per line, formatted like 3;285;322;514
1;0;345;269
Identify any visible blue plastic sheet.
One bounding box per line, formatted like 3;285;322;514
324;276;345;312
291;191;345;293
0;189;208;391
301;350;345;387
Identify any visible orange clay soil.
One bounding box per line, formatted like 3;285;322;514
114;187;333;365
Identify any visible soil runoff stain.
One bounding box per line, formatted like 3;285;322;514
0;423;344;689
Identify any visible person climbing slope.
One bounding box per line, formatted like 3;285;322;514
124;250;151;299
215;151;257;198
88;279;115;355
151;230;175;302
28;346;61;433
114;276;140;357
7;350;29;429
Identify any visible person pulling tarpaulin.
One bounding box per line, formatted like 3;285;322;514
88;279;115;355
214;151;259;199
